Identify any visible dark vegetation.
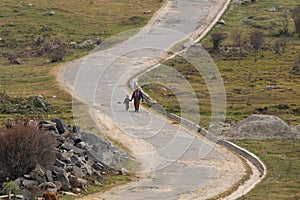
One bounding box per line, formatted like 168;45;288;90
0;124;56;180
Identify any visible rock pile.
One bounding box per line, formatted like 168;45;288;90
223;114;300;139
9;119;128;199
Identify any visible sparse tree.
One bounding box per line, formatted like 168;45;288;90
210;32;227;51
292;5;300;37
231;29;243;47
250;30;264;50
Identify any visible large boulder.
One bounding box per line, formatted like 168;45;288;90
224;114;293;139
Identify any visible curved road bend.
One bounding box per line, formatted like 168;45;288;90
60;0;247;199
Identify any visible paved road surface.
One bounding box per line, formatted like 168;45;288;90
59;0;246;199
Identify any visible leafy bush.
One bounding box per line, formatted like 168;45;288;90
1;179;19;196
0;124;57;180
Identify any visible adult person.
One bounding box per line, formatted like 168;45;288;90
131;86;144;112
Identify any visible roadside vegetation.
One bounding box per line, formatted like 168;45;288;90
140;0;300;199
142;0;300;127
0;0;163;197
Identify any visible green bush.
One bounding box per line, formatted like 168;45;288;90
1;179;19;197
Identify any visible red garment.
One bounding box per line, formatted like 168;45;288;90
131;88;144;112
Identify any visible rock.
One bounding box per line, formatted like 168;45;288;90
52;118;66;134
22;180;39;189
68;175;88;192
232;0;246;6
70;155;84;166
44;11;55;16
267;7;276;12
92;171;104;185
217;19;227;25
143;10;151;14
38;121;58;133
30;165;46;184
55;169;71;191
75;141;86;149
21;189;33;200
39;182;57;192
53;181;62;191
45;170;53;182
58;151;73;164
225;114;293;139
71;166;84;178
72;125;80;133
55;159;66;168
61;142;85;154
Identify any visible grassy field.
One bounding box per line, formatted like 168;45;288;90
140;0;300;199
235;139;300;200
141;0;300;127
0;0;163;122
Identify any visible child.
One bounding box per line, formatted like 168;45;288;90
123;95;130;111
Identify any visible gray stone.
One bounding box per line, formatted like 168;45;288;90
71;166;84;178
75;141;87;149
44;11;55;15
22;180;38;189
55;159;66;168
61;142;85;154
55;169;71;191
81;163;93;176
21;189;33;200
38;121;58;133
39;182;57;192
52;118;66;134
72;126;80;133
45;170;53;182
267;7;276;12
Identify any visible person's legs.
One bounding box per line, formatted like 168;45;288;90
134;99;140;112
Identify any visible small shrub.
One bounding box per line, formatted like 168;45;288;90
1;179;19;197
292;5;300;37
231;29;243;47
35;35;69;62
250;30;264;50
0;124;57;180
274;38;287;55
292;50;300;73
210;32;227;51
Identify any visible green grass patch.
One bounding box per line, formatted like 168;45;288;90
234;139;300;200
0;0;163;123
140;0;300;127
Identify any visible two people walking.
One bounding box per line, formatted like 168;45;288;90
123;86;144;112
